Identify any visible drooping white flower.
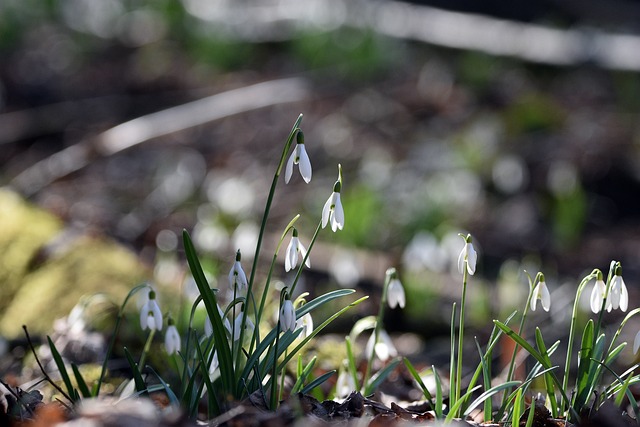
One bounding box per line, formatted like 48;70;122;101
285;131;312;184
530;277;550;312
228;250;248;293
285;229;311;272
336;365;356;398
140;290;163;331
590;276;608;314
205;304;232;337
387;277;406;309
233;311;254;342
366;329;398;362
609;270;628;312
279;299;297;332
164;318;181;355
296;312;313;339
322;181;344;232
457;235;477;275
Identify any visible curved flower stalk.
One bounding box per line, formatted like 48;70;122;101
285;131;312;184
140;290;163;331
530;274;550;312
285;228;310;272
322;165;345;232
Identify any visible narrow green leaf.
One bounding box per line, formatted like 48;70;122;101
195;337;222;416
71;363;91;398
300;370;336;395
574;319;594;410
534;327;558;417
433;365;444;419
47;336;77;402
345;336;359;393
525;397;537;427
365;357;401;396
123;347;146;394
463;381;520;417
183;230;234;395
291;356;316;394
403;358;433;403
474;337;492;421
512;388;523;426
146;366;179;406
445;385;481;422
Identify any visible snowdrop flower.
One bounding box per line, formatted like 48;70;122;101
279;299;297;332
530;274;550;312
366;329;397;362
164;317;181;355
285;131;312;184
205;304;232;337
140;290;163;331
589;271;608;314
208;350;219;377
233;311;254;342
285;228;311;272
608;266;628;312
457;234;477;275
336;365;356;398
296;312;313;339
386;269;405;309
322;166;344;232
228;250;248;293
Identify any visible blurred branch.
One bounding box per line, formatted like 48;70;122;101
9;77;310;197
190;0;640;70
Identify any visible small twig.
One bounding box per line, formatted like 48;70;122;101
0;379;35;417
22;325;73;403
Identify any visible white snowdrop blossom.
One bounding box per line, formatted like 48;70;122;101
228;250;248;293
285;131;312;184
366;329;397;362
589;275;608;314
387;277;406;309
457;235;477;275
322;181;344;232
164;318;181;355
205;304;232;337
530;276;550;312
336;366;356;398
285;228;310;272
279;299;297;332
233;311;254;342
609;268;628;312
140;290;163;331
296;313;313;339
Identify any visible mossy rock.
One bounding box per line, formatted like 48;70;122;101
0;188;150;337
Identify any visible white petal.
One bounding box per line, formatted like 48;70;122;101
387;280;405;309
610;277;621;310
151;301;163;330
321;194;333;228
279;300;296;332
237;263;248;291
284;151;295;184
540;282;551;312
298;240;311;268
140;302;149;330
590;282;603;314
228;265;236;289
620;278;628;312
204;316;213;337
530;286;538;311
332;193;344;231
457;246;465;274
165;325;181;354
298;145;312;183
466;244;477;275
634;331;640;354
285;238;296;272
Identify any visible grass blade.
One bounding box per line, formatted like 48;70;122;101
47;336;77;402
71;363;91;398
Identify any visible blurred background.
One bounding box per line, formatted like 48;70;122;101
3;0;640;366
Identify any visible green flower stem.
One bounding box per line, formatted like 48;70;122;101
138;328;156;371
94;283;149;396
236;114;303;370
561;269;598;414
497;274;536;420
288;221;322;298
455;265;469;416
362;271;393;392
